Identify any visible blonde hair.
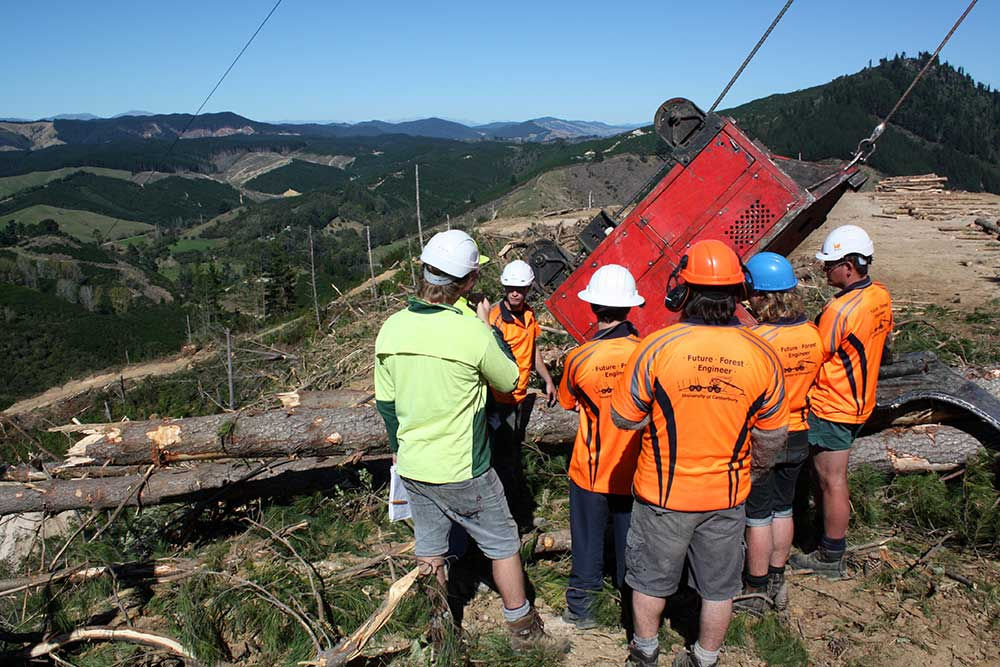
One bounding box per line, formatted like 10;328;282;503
417;265;475;304
753;287;806;323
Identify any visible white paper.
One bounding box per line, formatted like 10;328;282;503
388;464;412;522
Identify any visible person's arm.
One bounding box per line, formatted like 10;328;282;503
750;346;790;478
750;426;788;479
374;354;399;458
558;350;578;412
610;342;653;431
534;346;557;406
815;302;842;361
480;328;519;393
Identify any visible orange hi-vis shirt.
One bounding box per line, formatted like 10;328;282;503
751;317;824;432
611;320;789;512
559;321;642;496
489;300;542;404
808;278;893;425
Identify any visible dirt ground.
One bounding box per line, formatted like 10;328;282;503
789;191;1000;309
459;551;1000;666
1;346;215;417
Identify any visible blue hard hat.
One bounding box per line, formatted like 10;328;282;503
746;252;797;292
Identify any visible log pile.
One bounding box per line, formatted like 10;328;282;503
873;174;1000;221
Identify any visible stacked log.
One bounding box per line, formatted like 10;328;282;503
876;174;948;192
873;174;1000;221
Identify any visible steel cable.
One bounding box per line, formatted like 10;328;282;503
708;0;795;114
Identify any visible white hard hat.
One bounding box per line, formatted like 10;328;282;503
420;230;488;280
577;264;645;307
816;225;874;261
500;259;535;287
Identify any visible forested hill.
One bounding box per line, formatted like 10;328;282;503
725;54;1000;192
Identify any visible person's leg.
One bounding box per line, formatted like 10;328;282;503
610;494;634;631
492;552;527;610
400;477;456;587
738;472;773;614
771;457;806;567
418;556;448;587
687;505;745;663
566;480;607;623
743;468;775;583
813;448;851;541
632;590;667;639
697;599;733;652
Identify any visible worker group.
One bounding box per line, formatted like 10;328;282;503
374;224;892;667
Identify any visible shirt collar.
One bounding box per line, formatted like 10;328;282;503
408;296;461;315
591;320;639;340
834;276;872;298
681;315;741;327
767;314;808;326
499;299;531;324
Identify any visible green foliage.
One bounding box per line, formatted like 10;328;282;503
0;284;186;409
245;159;352;194
893;302;1000;366
851;451;1000;550
727;55;1000;193
0;172;240;228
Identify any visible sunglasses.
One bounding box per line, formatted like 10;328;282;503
822;260;848;273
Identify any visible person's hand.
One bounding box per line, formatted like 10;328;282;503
545;380;558;407
476;297;492;324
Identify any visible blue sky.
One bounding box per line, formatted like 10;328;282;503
2;1;996;125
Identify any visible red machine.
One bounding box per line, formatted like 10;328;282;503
529;98;867;342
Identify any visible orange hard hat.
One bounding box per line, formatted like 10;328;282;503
678;239;745;286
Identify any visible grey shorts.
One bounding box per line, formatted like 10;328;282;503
401;468;520;561
624;500;745;601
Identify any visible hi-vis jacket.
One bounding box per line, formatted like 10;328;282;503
489;301;542;404
375;298;518;484
808;278;893;425
558;321;642;496
611;320;789;512
751;317;824;432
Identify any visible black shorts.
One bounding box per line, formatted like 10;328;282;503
746;430;809;526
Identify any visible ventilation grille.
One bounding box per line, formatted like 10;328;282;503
724;200;774;250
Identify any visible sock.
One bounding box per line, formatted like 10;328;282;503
632;635;658;657
768;565;786;576
693;641;720;667
502;600;530;622
746;573;769;590
820;535;847;559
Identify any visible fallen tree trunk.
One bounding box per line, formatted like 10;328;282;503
51;398;578;468
0;453;389;516
850;425;987;473
0;426;986;516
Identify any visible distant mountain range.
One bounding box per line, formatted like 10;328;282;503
0;112;638;148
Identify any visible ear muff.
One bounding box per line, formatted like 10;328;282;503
664;256;690;312
851;254;870;270
740;260;754;301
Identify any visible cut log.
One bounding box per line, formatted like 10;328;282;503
0;426;987;516
52;398;579;468
974;218;999;235
850;425;986;473
0;454;389;516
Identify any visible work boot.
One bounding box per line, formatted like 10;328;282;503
768;571;789;611
507;607;570;654
560;607;598;630
788;548;845;578
626;641;659;667
671;647;717;667
733;585;772;616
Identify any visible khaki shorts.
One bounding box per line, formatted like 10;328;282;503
624;500;745;601
401;468;520;561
